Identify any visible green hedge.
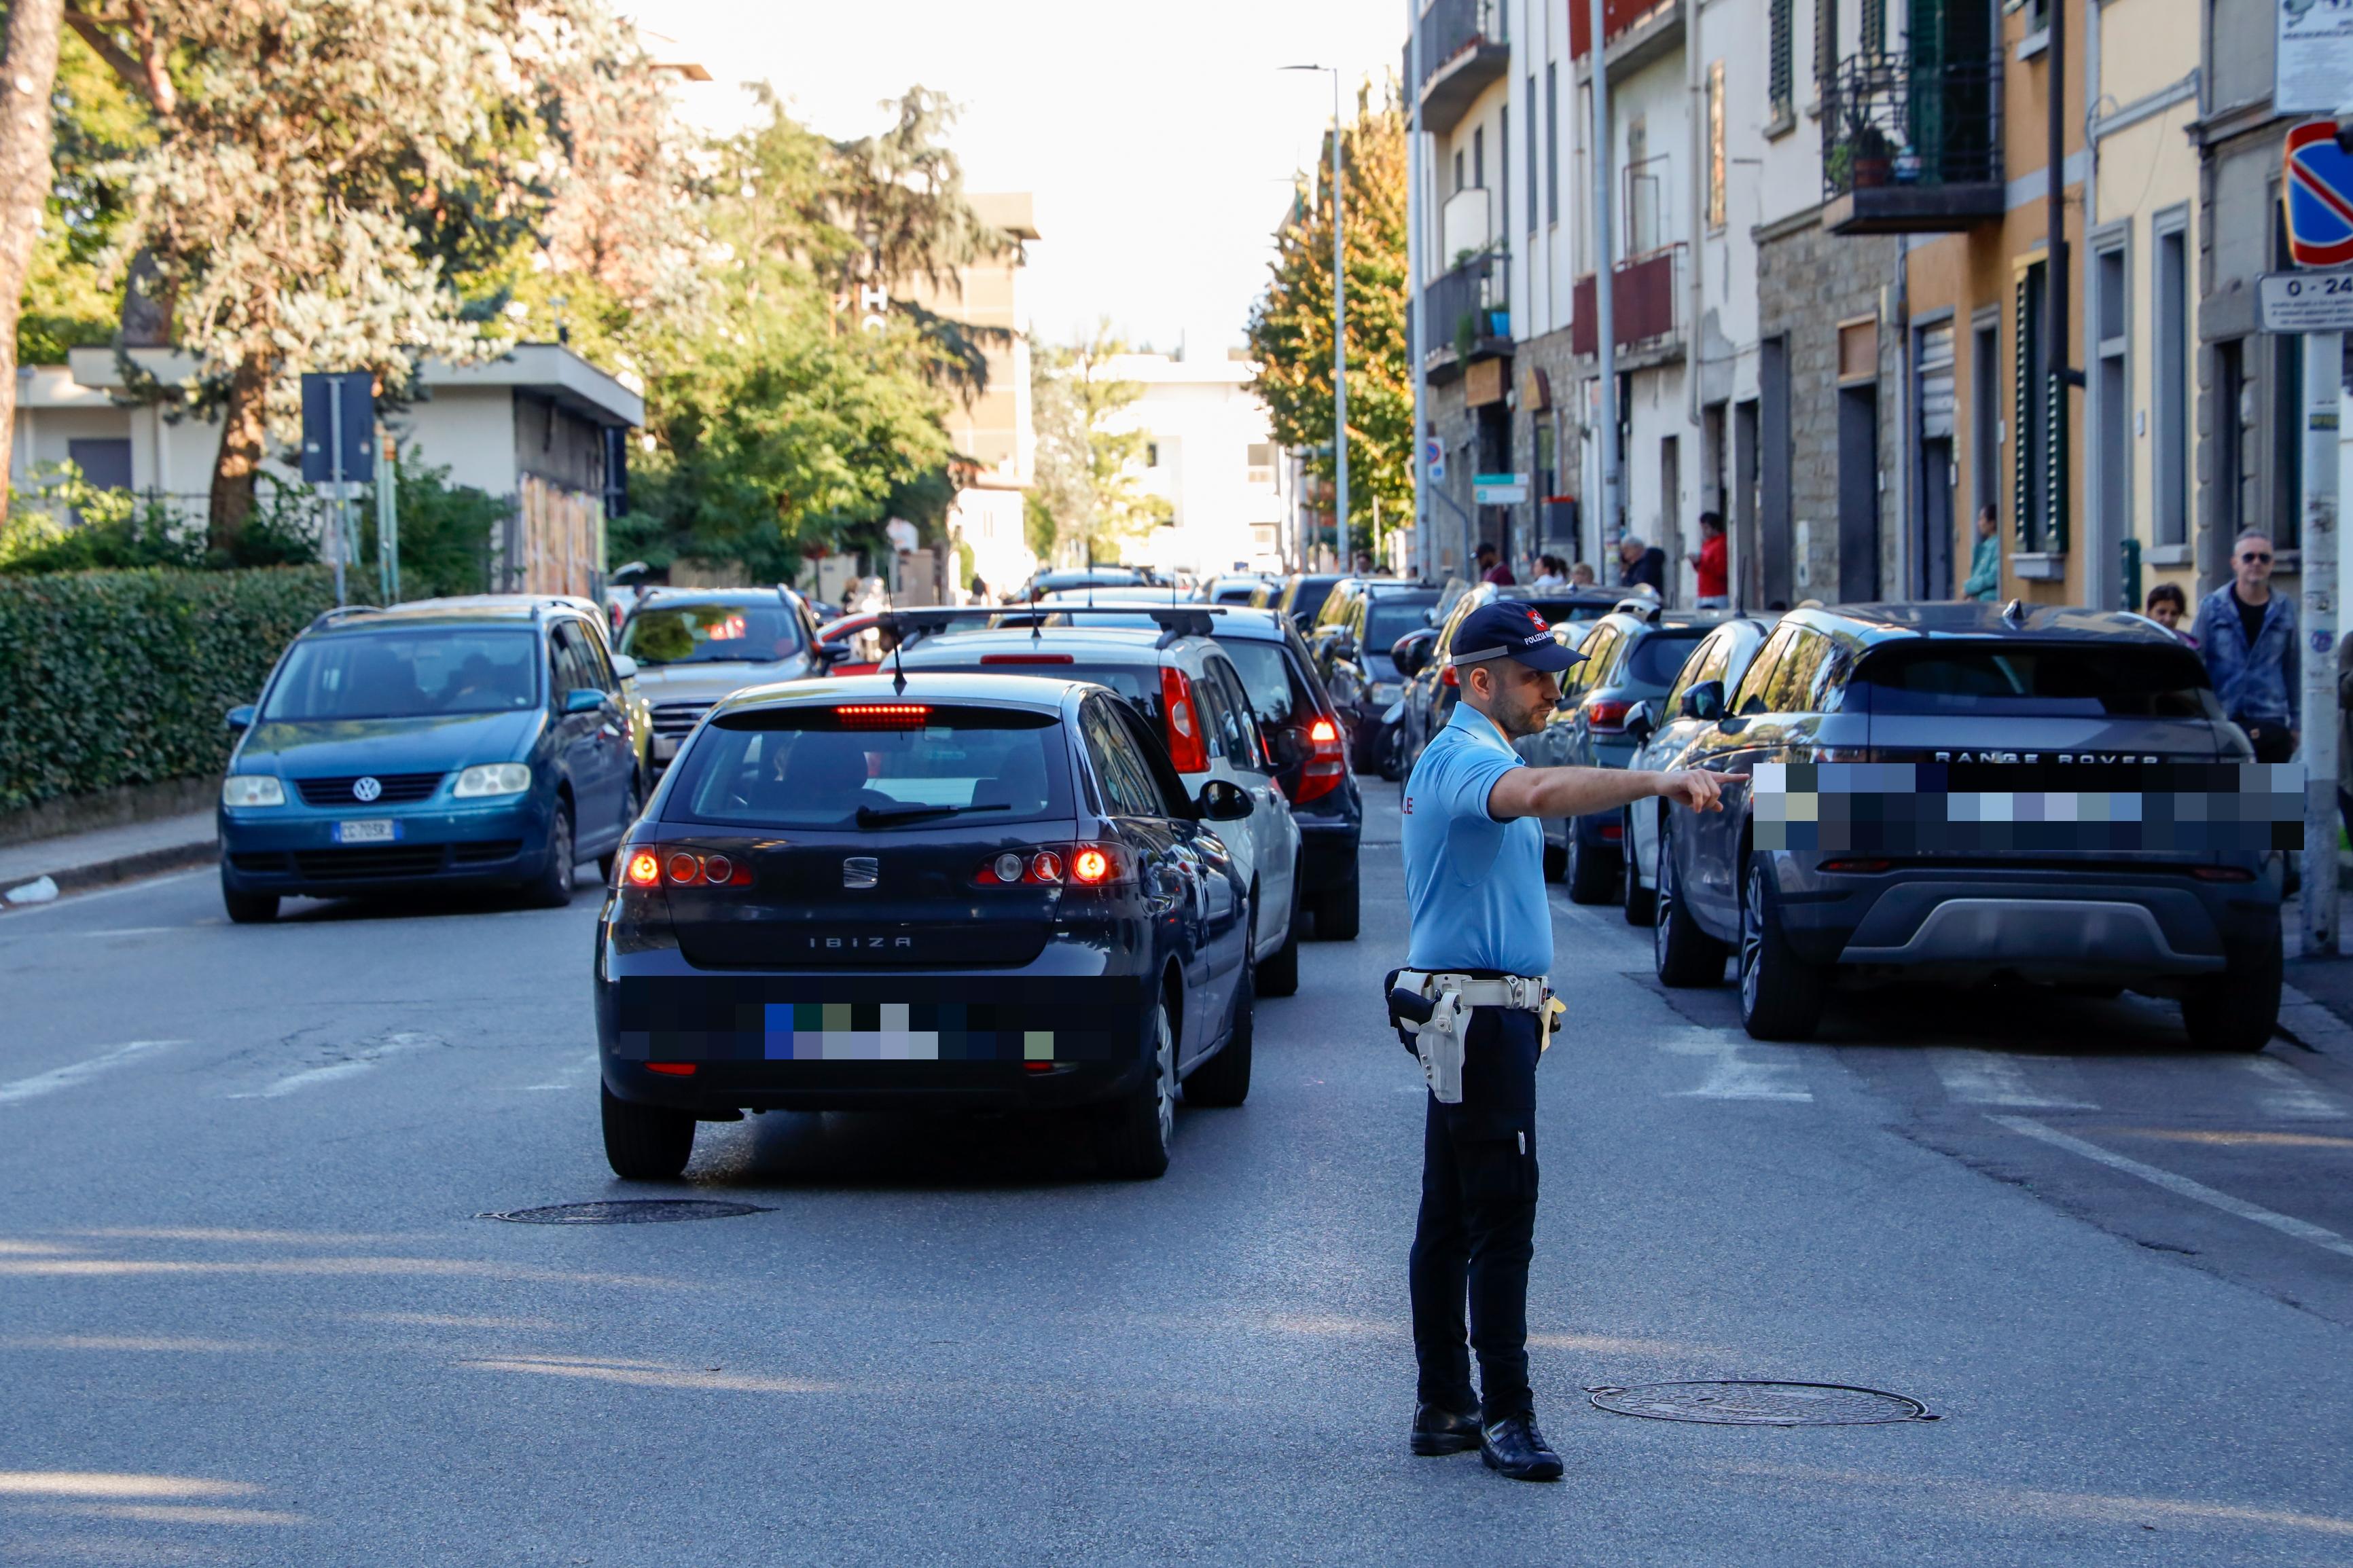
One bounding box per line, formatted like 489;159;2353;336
0;566;340;814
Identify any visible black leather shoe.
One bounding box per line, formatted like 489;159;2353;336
1408;1403;1483;1456
1479;1415;1564;1481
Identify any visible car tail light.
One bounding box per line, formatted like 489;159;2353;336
835;704;930;729
1072;845;1114;884
642;848;755;887
980;653;1075;665
971;843;1126;888
2191;864;2257;883
1585;699;1632;733
624;850;662;888
1289;714;1347;804
645;1062;697;1077
1161;668;1208;773
1600;820;1623;841
1820;858;1893;874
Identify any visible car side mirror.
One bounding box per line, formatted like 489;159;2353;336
609;653;639;681
1625;700;1657;743
1391;633;1431;678
1266;727;1310;769
226;704;255;732
819;638;851;666
564;687;607;715
1197;778;1254;821
1678;679;1725;723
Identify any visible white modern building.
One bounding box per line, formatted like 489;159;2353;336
1099;350;1285;578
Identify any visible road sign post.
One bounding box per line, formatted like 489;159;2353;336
2278;118;2353;953
301;371;376;606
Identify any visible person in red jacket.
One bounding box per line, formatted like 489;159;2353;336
1688;511;1728;608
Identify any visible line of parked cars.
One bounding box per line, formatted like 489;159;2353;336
212;578;1373;1185
1517;600;2284;1052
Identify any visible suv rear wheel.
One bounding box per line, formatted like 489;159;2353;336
1622;810;1655;926
1565;818;1616;905
2180;927;2282;1053
1740;856;1826;1040
1098;999;1175;1179
1258;877;1301;995
1652;826;1725;987
1314;872;1359;942
600;1084;695;1179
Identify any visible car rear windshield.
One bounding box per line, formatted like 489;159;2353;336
1856;643;2224;718
672;704;1075;830
1217;638;1321;731
1622;631;1706;689
620;602;802;665
1365;599;1438;649
262;630;539;721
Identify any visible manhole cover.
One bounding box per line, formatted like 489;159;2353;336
480;1200;772;1225
1587;1381;1933;1425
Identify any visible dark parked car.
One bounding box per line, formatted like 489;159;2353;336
594;674;1259;1181
217;598;641;922
1318;583;1442;770
1199;574;1274;606
1253;572;1346;633
1621;615;1776;924
1647;603;2284;1048
1520;606;1721;902
617;587;827;771
1391;584;1621;776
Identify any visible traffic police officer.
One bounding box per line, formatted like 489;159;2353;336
1397;599;1723;1480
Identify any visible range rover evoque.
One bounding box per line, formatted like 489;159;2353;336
1642;602;2286;1048
594;673;1261;1182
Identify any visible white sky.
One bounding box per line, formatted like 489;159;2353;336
641;1;1403;354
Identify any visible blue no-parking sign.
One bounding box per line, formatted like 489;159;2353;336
2284;120;2353;268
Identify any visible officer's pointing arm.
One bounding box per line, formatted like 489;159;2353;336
1486;765;1724;822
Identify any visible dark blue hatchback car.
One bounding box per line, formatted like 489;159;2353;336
217;598;641;922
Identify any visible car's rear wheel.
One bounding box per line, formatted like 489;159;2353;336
1543;837;1568;882
1098;1000;1176;1180
1185;968;1253;1108
1315;871;1360;941
1258;875;1302;995
1622;810;1655;926
1740;857;1825;1040
600;1083;695;1180
2180;927;2282;1053
1565;819;1616;905
1652;826;1725;987
528;802;576;909
597;781;644;885
221;871;279;926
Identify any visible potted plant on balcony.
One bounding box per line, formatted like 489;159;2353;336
1829;96;1898;192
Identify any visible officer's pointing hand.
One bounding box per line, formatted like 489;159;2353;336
1655;768;1725;813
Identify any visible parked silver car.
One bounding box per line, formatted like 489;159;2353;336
615;587;829;770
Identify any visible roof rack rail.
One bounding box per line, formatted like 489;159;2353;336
305;604;378;632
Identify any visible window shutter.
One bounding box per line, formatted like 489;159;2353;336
2013;272;2032;547
1770;0;1793;117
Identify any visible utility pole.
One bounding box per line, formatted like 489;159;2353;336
2301;331;2341;956
1407;0;1427;580
1587;0;1621;568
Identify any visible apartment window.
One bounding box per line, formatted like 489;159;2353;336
1972;312;2000;528
1473;125;1485;189
2153;214;2189;547
1454;149;1465;196
1545;62;1559;223
1769;0;1794;122
1500;105;1510;236
1246;443;1276;485
2093;236;2130;585
1147;441;1162;469
1706;62;1727;232
1861;0;1884;55
1526;74;1539;236
1816;0;1839;95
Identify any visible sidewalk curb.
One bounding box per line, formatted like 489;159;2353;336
5;838;217;906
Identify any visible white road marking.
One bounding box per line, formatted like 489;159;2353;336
1992;1114;2353;1260
1931;1049;2097;1110
1658;1032;1813;1101
2242;1057;2347;1120
230;1032;442;1099
0;1041;185;1106
79;927;183;938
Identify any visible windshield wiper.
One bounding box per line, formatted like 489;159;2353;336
855;801;1013;826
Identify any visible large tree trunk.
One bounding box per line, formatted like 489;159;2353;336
0;0;68;524
208;356;270;555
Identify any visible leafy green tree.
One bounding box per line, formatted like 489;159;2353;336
1028;322;1168;567
1246;79;1411;553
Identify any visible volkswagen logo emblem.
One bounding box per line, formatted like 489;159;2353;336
352;776;383;803
842;856;879;890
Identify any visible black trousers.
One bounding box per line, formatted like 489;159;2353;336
1409;1004;1541;1423
2238;718;2295;764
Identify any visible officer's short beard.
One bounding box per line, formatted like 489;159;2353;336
1471;663;1549;740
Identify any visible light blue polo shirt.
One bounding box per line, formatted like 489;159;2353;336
1401;701;1552;977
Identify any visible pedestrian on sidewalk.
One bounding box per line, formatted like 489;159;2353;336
1476;543;1515;586
1616;533;1666;594
2194;529;2300;763
1959;505;2000;602
2144;583;2194;648
1395;600;1722;1482
1687;511;1728;608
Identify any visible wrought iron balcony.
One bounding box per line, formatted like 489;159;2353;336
1412;0;1509;136
1422;249;1512;378
1820;52;2003;234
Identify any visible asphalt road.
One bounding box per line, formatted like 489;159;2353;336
5;782;2352;1565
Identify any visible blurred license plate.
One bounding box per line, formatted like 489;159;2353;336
653;735;680;760
334;819;398;844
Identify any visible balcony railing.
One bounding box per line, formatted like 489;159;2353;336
1820;52;2003;234
1411;0;1509;135
1570;246;1683;357
1424;250;1511;371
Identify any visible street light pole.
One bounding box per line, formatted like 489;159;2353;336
1587;0;1621;573
1406;1;1426;580
1285;64;1348;572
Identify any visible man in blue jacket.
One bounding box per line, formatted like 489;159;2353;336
2193;529;2300;763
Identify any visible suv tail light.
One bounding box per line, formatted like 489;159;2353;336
1291;715;1347;804
1585;699;1632;733
1161;667;1209;773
